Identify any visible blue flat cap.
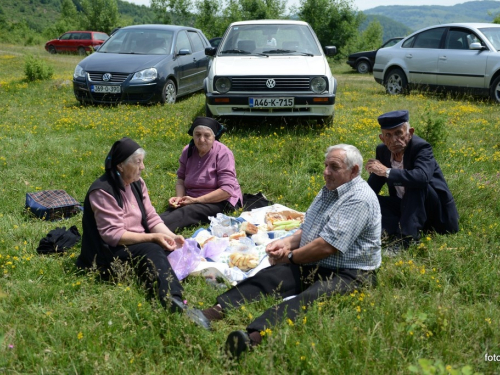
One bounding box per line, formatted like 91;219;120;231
378;110;409;129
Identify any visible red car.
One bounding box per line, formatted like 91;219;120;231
45;31;109;55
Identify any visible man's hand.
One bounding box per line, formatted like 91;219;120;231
366;158;389;177
266;239;290;265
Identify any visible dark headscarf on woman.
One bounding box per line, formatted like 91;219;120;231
187;117;226;158
105;137;141;194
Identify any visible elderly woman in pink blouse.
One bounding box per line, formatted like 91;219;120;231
76;138;196;314
160;117;243;232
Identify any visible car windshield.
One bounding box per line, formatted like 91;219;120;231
98;29;174;55
219;24;322;56
479;27;500;51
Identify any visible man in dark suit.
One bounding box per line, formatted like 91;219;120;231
365;110;459;247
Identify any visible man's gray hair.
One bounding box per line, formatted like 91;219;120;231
123;148;146;165
325;144;363;175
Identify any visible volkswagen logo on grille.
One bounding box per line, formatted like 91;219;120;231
266;79;276;88
102;73;112;81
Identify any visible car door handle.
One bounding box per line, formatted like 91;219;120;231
405;54;413;59
439;56;447;60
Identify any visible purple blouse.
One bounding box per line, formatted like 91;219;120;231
177;141;243;207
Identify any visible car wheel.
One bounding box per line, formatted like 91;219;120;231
385;68;408;95
356;60;371;74
48;46;56;54
205;101;213;117
162;79;177;104
489;75;500;103
78;47;86;56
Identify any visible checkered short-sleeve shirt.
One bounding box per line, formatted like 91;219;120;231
300;176;381;271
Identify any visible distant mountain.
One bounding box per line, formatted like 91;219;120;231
364;0;500;32
360;14;413;41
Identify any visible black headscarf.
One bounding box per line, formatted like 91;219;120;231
105;137;141;192
187;117;226;158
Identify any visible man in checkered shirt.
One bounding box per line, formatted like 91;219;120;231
192;144;382;359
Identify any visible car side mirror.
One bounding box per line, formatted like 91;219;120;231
324;46;337;56
178;48;191;56
94;45;101;52
205;47;216;56
470;42;486;51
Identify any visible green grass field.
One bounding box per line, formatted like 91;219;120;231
0;43;499;374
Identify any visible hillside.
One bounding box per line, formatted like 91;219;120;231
364;0;500;32
0;0;156;32
360;14;413;40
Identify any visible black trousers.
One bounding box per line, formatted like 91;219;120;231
378;186;459;240
112;242;183;308
216;263;376;333
160;200;235;233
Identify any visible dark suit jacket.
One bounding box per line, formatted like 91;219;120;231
367;135;458;235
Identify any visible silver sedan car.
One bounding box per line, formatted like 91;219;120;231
373;23;500;102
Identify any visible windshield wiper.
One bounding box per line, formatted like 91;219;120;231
221;49;251;54
262;49;314;56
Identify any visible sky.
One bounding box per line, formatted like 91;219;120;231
122;0;468;11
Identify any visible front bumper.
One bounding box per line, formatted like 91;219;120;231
73;79;161;104
206;93;335;117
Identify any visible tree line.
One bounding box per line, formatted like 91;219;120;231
0;0;387;59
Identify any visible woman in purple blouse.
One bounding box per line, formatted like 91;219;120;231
160;117;243;232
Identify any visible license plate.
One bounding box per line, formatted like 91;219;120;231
249;97;294;108
91;85;121;93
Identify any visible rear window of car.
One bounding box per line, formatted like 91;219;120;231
80;33;92;40
412;28;445;49
94;33;109;41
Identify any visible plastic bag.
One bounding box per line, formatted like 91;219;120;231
209;213;239;237
167;238;202;281
202;238;229;261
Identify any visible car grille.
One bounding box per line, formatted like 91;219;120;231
229;76;312;92
88;72;130;83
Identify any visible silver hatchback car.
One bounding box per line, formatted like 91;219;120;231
373;23;500;102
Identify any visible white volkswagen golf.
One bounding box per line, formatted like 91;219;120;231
204;20;337;124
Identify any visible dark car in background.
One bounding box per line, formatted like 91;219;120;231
346;37;403;74
73;24;211;104
45;31;109;55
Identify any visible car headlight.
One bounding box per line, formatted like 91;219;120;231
311;77;327;93
215;77;231;93
73;65;86;79
131;68;158;82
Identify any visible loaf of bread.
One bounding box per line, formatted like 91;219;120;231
229;231;247;240
229;252;259;271
240;222;258;235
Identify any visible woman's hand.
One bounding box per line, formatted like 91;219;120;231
169;196;183;208
151;233;184;251
178;196;198;206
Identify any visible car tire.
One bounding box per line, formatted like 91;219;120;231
356;60;371;74
78;47;86;56
48;46;56;54
384;68;408;95
205;101;213;117
489;75;500;103
161;79;177;104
